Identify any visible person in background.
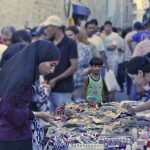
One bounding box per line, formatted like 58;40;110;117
0;40;60;150
121;53;150;114
0;30;31;67
89;19;98;30
85;20;108;68
95;27;103;37
127;22;142;53
31;26;45;42
132;36;150;57
1;26;15;47
121;27;132;39
117;27;123;36
65;25;92;100
101;20;119;101
78;26;107;83
43;15;78;113
129;21;149;100
124;22;142;99
112;27;125;92
78;26;99;57
85;19;98;34
101;20;119;75
131;19;150;44
82;57;107;105
131;36;150;101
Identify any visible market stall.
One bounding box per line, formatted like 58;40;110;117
44;101;150;150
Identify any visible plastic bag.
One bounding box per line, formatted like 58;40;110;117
104;69;120;92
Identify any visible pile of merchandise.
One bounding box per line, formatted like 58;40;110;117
44;101;150;150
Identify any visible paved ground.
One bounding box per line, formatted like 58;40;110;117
116;90;128;102
115;85;128;102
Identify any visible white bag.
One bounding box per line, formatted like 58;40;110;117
104;69;120;92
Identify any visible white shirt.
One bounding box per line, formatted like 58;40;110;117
101;32;119;75
116;36;125;63
124;31;137;61
132;38;150;57
88;34;105;53
101;32;118;61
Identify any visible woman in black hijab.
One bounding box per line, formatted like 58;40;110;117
0;40;60;150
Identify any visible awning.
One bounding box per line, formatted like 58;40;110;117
73;4;90;16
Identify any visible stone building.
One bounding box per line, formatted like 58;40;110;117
0;0;137;29
132;0;149;22
104;0;135;28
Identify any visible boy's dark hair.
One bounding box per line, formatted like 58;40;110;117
90;57;103;66
104;20;112;26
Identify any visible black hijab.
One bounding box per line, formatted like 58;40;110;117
0;43;27;67
0;40;60;102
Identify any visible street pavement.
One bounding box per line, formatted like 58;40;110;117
116;90;128;102
115;85;128;102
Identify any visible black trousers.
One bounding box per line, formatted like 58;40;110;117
117;62;126;90
0;138;32;150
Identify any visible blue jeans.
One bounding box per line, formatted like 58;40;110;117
49;92;72;112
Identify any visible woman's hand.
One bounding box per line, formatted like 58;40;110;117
42;84;51;92
34;112;58;127
40;80;51;92
121;103;135;114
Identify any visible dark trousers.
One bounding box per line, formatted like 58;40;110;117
124;61;133;96
126;67;137;100
0;138;32;150
117;62;125;91
126;73;132;96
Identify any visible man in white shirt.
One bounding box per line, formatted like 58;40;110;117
85;20;108;69
101;21;122;101
101;21;119;76
112;27;126;92
124;22;142;62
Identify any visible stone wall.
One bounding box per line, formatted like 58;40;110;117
0;0;134;29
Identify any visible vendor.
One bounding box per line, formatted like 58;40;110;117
122;52;150;114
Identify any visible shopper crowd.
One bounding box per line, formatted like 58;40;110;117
0;15;150;150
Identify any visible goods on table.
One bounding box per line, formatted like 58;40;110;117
44;101;150;150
